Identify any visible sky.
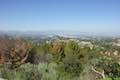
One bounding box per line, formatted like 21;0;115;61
0;0;120;34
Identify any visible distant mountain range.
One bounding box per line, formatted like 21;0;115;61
0;31;120;38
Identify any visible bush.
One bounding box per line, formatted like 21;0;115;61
38;62;59;80
101;77;120;80
0;63;42;80
27;42;52;64
95;57;120;79
58;55;83;78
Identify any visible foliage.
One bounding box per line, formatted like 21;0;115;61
95;56;120;79
0;37;120;80
58;55;83;78
0;37;32;68
27;42;52;64
101;77;120;80
50;41;65;62
0;63;41;80
64;41;80;56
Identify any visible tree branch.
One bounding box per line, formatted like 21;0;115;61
91;66;105;79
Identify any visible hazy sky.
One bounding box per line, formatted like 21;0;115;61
0;0;120;34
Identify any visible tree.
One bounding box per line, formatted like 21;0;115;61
50;41;65;62
64;41;80;56
28;42;52;64
93;56;120;79
0;37;31;68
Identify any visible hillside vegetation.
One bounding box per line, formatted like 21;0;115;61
0;36;120;80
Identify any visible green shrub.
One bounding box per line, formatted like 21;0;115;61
37;62;59;80
0;63;42;80
101;77;120;80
